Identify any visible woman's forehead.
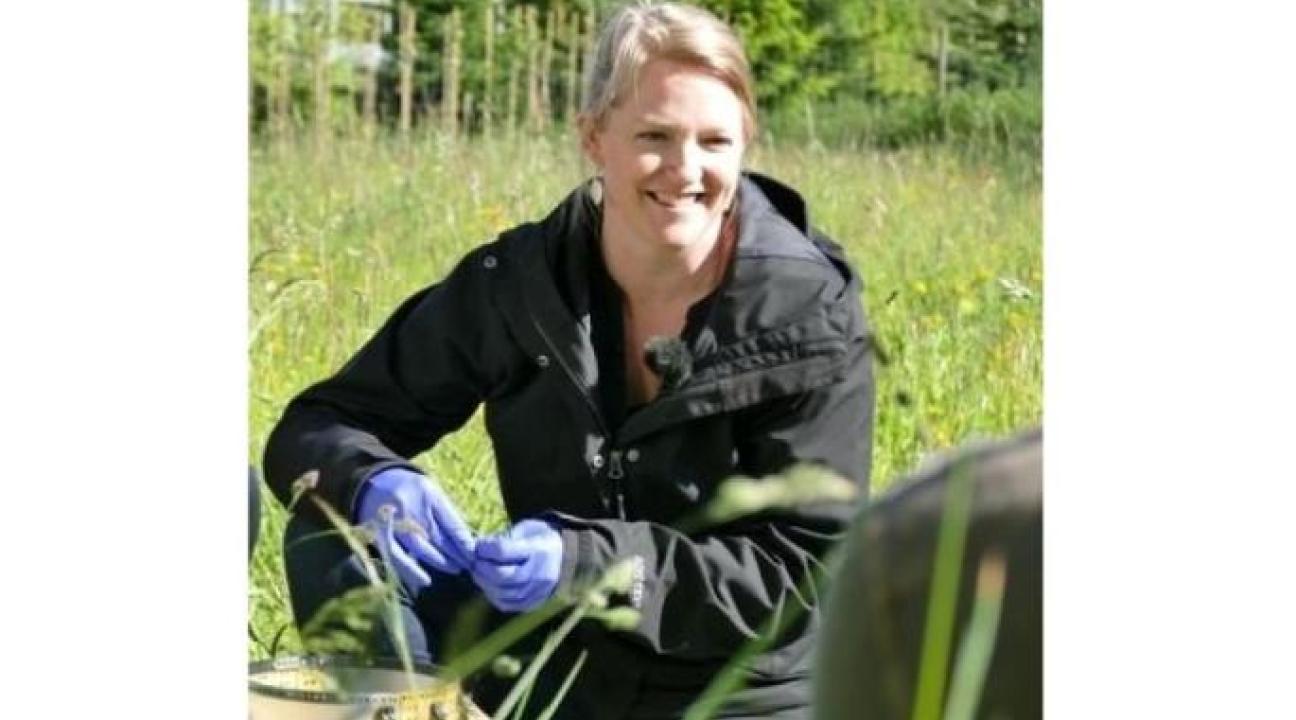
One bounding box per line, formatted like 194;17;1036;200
613;59;744;125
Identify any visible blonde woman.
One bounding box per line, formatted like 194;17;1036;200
265;3;875;717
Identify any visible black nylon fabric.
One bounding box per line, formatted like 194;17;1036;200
263;172;876;718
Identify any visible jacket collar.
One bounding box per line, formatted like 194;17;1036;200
507;172;862;442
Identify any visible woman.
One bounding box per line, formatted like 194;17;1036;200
264;3;875;717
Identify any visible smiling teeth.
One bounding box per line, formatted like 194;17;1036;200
649;191;704;205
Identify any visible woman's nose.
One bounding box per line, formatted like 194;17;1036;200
666;140;704;183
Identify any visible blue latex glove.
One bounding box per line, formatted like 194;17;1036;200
373;504;433;594
356;468;477;589
471;519;564;613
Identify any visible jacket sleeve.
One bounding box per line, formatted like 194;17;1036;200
262;249;502;519
548;329;875;664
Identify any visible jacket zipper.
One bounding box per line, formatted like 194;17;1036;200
608;450;627;518
529;315;629;519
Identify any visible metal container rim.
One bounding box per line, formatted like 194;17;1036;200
248;654;453;705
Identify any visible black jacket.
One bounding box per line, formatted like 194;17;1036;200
264;172;875;718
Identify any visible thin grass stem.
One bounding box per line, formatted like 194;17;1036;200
942;552;1007;720
910;460;976;720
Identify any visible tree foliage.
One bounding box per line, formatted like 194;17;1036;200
248;0;1042;149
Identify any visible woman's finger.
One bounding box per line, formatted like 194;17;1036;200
379;520;432;594
424;496;477;568
474;533;533;564
487;584;537;613
471;557;530;589
401;530;454;574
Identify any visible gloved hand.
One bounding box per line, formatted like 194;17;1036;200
471;519;564;613
355;468;477;592
372;504;434;595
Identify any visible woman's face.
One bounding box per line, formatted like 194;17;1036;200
582;58;747;258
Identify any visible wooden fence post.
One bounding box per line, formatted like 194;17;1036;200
566;7;580;124
523;6;539;132
442;8;462;137
507;52;520;138
274;15;293;141
938;22;949;99
463;92;474;137
526;6;540;133
539;4;556;130
508;5;523;137
483;2;495;136
399;2;416;137
938;21;950;140
582;8;596;99
361;10;382;138
309;0;330;153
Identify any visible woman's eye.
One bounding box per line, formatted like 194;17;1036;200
637;131;668;141
704;136;734;148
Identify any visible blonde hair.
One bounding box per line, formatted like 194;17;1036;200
582;2;758;142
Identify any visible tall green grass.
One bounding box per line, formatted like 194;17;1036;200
248;131;1042;662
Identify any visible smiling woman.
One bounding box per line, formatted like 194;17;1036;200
261;3;876;719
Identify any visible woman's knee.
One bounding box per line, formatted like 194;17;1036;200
281;512;372;624
279;512;433;663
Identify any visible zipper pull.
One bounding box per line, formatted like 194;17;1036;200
607;450;625;480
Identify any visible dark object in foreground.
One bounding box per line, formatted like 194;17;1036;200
814;428;1042;720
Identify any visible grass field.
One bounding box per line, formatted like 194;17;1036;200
248;132;1042;660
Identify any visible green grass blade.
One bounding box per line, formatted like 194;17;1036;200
439;597;568;684
942;552;1007;720
492;604;589;720
910;460;976;720
534;650;589;720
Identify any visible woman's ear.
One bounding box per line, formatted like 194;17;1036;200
576;113;603;168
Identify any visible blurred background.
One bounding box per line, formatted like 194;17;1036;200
248;0;1041;151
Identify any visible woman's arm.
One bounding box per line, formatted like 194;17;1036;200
262;249;500;519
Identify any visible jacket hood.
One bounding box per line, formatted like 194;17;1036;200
533;170;859;332
495;171;868;442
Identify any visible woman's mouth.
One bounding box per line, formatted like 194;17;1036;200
645;190;707;210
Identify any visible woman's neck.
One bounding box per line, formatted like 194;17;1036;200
599;213;736;311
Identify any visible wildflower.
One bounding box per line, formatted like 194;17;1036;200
997;277;1033;300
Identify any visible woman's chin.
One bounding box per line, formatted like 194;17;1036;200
646;218;721;250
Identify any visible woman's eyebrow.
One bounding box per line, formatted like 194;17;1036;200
635;118;733;135
635;117;678;129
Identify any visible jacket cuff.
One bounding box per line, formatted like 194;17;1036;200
346;460;425;523
556;525;593;599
